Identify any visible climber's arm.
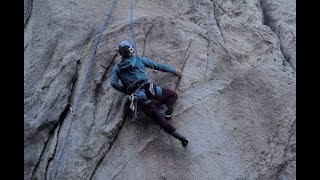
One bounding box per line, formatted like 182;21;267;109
140;57;177;74
110;66;125;93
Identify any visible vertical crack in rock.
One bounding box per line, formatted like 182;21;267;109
252;117;296;179
89;111;128;180
244;24;273;48
70;58;81;99
259;0;296;71
31;103;70;179
277;27;295;70
197;33;210;80
204;40;210;80
42;57;79;179
42;40;60;84
44;122;62;180
94;52;118;106
90;102;97;135
212;3;226;43
24;0;34;28
25;42;29;52
30;131;53;179
275;119;296;179
91;52;118;132
29;57;80;179
103;95;123;128
217;3;232;20
142;24;155;57
103;100;115;126
42;61;71;92
175;40;192;92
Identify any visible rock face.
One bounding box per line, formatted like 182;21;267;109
24;0;296;179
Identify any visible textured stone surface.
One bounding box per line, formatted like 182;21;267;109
24;0;296;179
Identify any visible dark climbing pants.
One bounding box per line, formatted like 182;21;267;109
141;86;178;134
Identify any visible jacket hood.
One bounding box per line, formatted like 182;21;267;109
118;57;136;70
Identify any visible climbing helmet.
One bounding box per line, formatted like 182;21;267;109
119;40;134;57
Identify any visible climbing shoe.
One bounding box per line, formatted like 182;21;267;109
164;107;173;119
180;137;189;147
159;104;173;120
172;130;189;147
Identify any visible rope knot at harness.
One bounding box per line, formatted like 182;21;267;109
69;105;75;115
129;93;136;112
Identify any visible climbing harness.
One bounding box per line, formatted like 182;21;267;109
50;0;118;179
127;81;153;121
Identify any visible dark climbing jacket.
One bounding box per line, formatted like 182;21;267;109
110;56;177;119
110;56;176;94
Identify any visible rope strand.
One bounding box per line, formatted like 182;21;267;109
50;0;118;179
130;0;138;57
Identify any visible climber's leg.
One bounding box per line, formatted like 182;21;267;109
142;101;176;134
157;87;178;119
141;101;188;146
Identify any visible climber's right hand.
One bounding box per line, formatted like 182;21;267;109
175;69;182;77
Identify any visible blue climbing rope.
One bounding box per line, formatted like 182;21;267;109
130;0;138;57
50;0;118;179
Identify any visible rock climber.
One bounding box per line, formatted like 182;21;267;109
110;40;189;147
